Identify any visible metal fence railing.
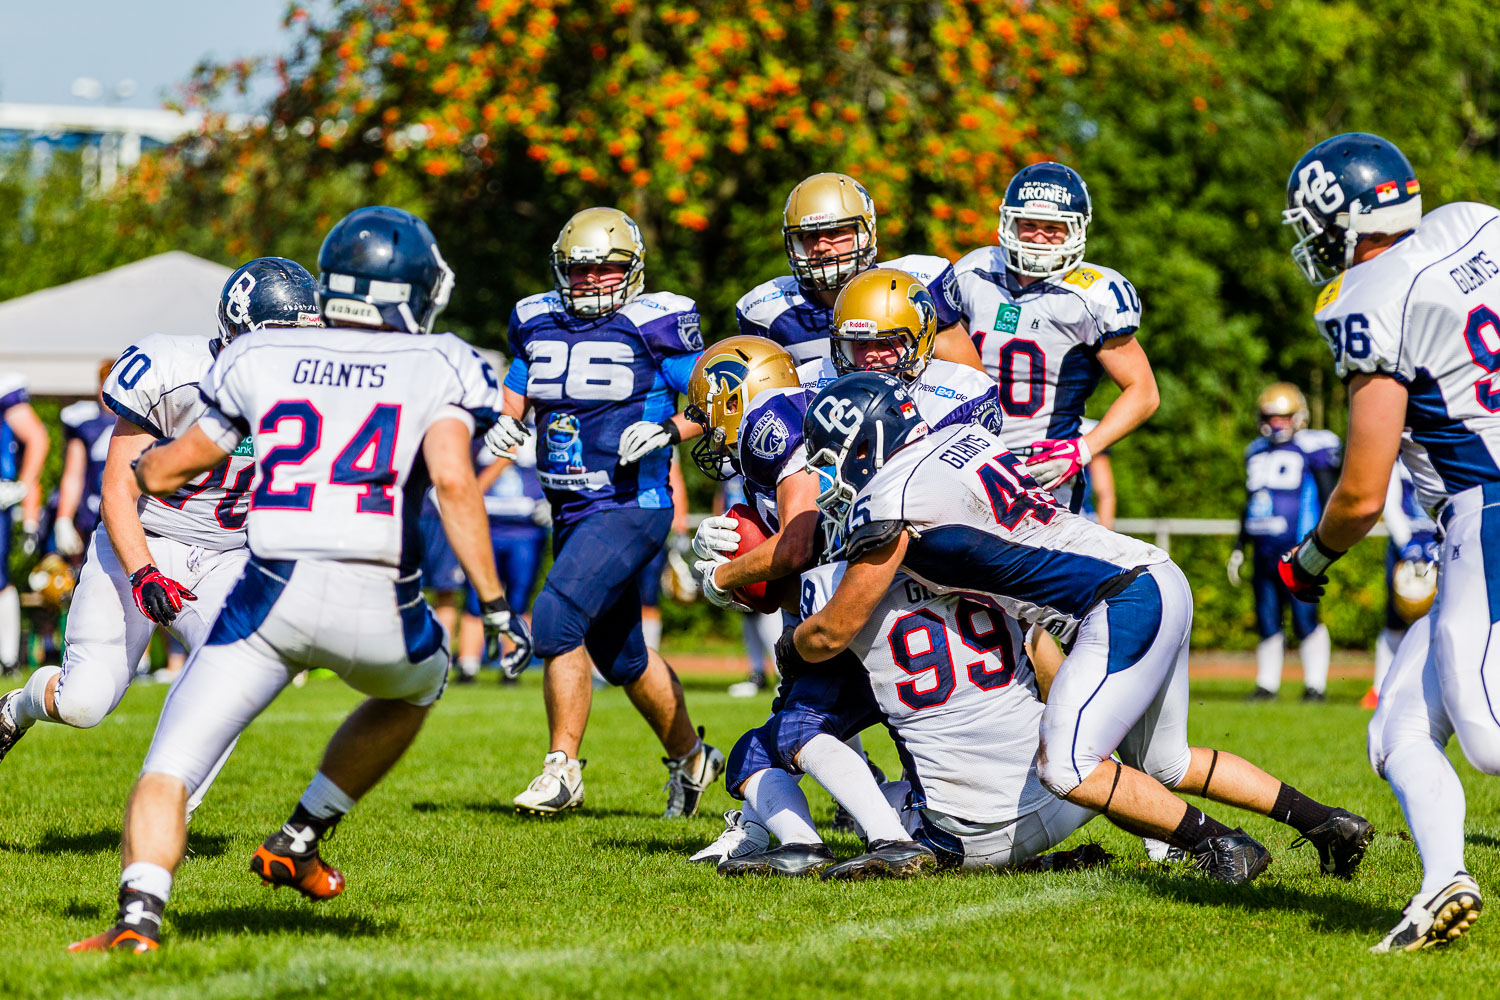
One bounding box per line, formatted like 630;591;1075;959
1114;518;1389;553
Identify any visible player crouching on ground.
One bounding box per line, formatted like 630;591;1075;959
69;206;531;953
788;372;1374;884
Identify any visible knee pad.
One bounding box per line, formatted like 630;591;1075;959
529;586;586;661
52;669;117;729
726;727;776;797
1143;744;1192;791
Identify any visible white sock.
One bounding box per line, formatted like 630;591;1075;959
796;733;908;843
299;770;357;820
1255;633;1285;692
0;586;18;669
14;665;59;728
641;616;662;651
457;656;480;678
121;861;172;903
742;768;820;846
1375;628;1404;693
1299;625;1330;693
1384;741;1468;895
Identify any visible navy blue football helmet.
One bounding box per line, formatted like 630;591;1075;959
316;206;455;333
802;371;929;514
1284;133;1422;285
216;257;321;347
999;162;1092;277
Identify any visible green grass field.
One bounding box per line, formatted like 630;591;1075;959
3;668;1497;999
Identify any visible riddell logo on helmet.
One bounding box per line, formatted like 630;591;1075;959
839;318;879;333
1016;182;1073;206
799;211;838;226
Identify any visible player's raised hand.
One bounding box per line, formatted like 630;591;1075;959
692;514;741;561
1024;437;1092;490
129;565;197;626
484;415;531;458
1226;547;1245;587
481;598;534;678
617;420;680;464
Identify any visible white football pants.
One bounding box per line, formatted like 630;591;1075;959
884;779;1096;869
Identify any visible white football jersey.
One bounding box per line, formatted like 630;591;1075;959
103;334;256;551
800;562;1052;825
844;422;1167;641
797;357;999;433
196;328;502;567
952;247;1140;451
1312;201;1500;511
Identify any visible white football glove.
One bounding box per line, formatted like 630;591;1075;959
694;556;750;612
692;514;742;561
617;420;677;464
481;598;534;679
484;415;531;458
53;516;83;557
0;481;26;511
1226;548;1245;587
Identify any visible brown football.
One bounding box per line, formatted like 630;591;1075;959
726;502;792;615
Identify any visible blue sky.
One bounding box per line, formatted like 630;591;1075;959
0;2;312;110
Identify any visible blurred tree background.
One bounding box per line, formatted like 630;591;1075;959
3;0;1498;649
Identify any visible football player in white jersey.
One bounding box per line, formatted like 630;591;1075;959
68;207;531;954
0;259;321;808
1278;133;1496;951
952;162;1159;512
789;373;1373;882
735;172;984;372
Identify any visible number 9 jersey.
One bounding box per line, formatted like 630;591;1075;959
195;328;501;568
1312;201;1500;511
103;334;257;551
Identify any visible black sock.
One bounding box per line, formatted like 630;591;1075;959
1270;783;1334;836
1167;806;1235;850
285;802;341;849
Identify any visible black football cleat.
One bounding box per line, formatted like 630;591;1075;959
1292;807;1374;878
821;840;937;881
250;827;346;901
718;842;835;877
0;690;28;764
68;888;163;954
1245;687;1276;703
1301;687;1327;703
1190;828;1272;884
1017;842;1114;873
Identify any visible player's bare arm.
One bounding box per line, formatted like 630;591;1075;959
425;416;505;604
1312;374;1408;551
1085;335;1160;456
132;425;231;498
4;400;50;526
55;437;87;529
793;530;908;662
101;417;171;575
710;468;819;592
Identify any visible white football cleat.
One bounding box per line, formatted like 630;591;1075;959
663;729;726;819
689;810;771;865
727;680;764;699
513;751;585;815
1371;875;1483;953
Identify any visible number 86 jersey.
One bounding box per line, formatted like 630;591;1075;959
1312;201;1500;512
196;328;501;568
103;334;257;551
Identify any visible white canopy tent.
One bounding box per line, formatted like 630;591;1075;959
0;252;233;396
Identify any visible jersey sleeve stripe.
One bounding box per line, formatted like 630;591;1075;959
102;391;165;439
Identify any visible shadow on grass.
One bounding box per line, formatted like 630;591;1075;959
173;904;396;940
0;827;231;858
1118;866;1395;934
1467;831;1500;849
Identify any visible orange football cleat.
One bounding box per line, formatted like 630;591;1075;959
250;842;346;901
68;927;159;954
69;889;164;954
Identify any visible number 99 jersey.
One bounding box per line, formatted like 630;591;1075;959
196;328;502;569
103;334;256;551
1312;201;1500;511
799;562;1054;826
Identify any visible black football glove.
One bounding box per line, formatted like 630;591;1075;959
130;565;196;626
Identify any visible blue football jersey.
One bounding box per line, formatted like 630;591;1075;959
505;290;703;525
60;400;115;534
736;386;810;531
1241;429;1341;552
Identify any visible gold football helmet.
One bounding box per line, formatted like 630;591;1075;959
1392;558;1437;624
28;554;76;610
831;268;939;380
782;173;877;291
1257;382;1309;443
550;207;646;317
686;336;800;480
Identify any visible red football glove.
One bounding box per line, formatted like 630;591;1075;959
129;565;196;626
1277;530;1343;602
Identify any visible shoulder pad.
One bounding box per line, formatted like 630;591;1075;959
60;400;99;427
1245;437;1269;459
797;358;837;392
843;519;907;561
0;372;28;400
735;277;800;329
1294;428;1342;452
513;292;563;327
882;253;951;283
633;290;696;315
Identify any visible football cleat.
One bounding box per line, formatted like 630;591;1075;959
1016;842;1114;873
1189;828;1272;884
68;889;163;954
514;750;585;815
1301;687;1327;703
1291;807;1374;878
727;678;766;698
689;809;771;865
662;728;725;819
822;839;937;881
829;757;888;834
0;689;28;763
718;842;835;877
250;828;346;901
1371;875;1483;953
1142;837;1189;863
1245;687;1276;702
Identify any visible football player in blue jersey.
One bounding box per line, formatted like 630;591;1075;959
735;172;984;371
0;372;49;673
52;360;118;562
486;207;724;818
1226;383;1339;702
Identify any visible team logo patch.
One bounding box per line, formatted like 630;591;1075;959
941;267;959;310
1296;159;1344;214
224;271;256;326
898;400;917;418
543;413;586;474
1062;267;1101;289
1406;179;1421;195
677;312;703;351
907;285;937;334
747;411;790;461
993;303;1021;334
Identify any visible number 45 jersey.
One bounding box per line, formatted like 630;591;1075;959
1312;201;1500;512
103;334;257;551
845;423;1166;642
196;328;501;568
